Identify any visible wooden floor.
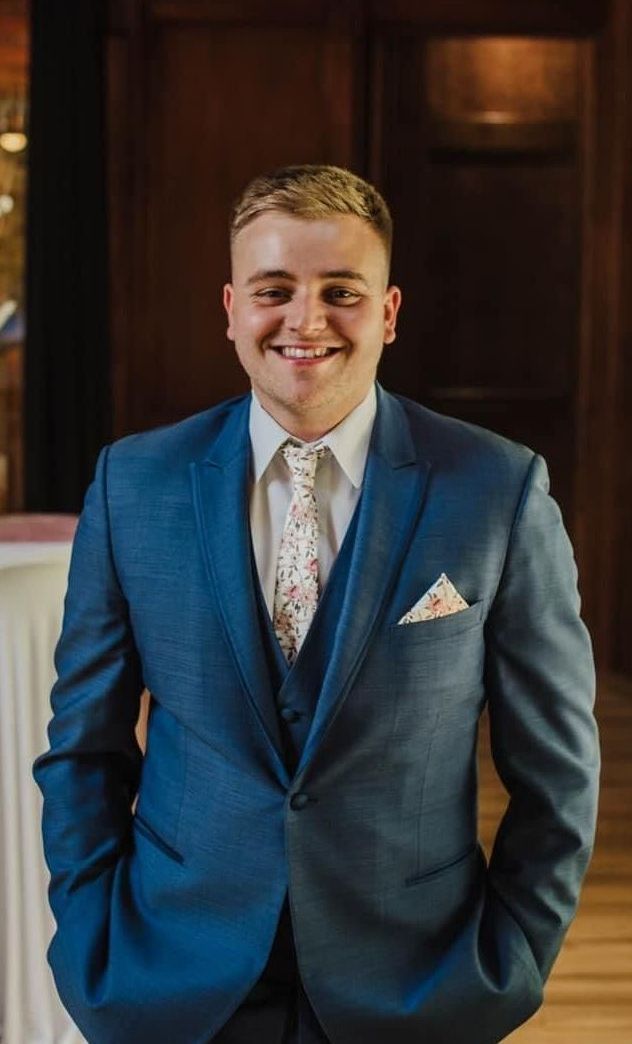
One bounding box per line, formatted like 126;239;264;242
477;673;632;1043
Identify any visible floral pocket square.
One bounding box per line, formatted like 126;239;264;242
397;573;469;624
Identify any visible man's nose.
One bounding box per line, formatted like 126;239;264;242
286;293;327;336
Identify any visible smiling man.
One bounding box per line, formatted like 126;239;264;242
34;165;599;1044
223;206;400;440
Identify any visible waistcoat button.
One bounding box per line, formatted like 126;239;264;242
290;792;311;811
280;705;301;723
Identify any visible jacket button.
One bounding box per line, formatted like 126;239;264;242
280;706;301;723
290;792;311;811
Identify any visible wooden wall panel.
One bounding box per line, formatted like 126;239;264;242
106;30;135;446
374;30;582;522
573;0;632;675
369;0;607;35
0;5;28;92
110;3;362;435
423;163;579;394
425;37;580;119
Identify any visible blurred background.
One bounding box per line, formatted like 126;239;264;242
0;2;630;1042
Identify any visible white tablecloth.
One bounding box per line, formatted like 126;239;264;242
0;542;85;1043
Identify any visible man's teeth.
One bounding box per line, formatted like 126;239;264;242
279;346;335;358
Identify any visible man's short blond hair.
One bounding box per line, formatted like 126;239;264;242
230;164;393;268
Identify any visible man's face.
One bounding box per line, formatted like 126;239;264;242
223;211;401;439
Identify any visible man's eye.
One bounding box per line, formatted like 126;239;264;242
254;289;289;301
326;288;360;303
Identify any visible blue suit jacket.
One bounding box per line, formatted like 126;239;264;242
34;386;599;1044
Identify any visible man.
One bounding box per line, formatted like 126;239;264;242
34;165;599;1044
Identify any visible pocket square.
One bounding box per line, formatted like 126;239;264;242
398;573;469;624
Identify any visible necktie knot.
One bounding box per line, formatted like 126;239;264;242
281;441;328;493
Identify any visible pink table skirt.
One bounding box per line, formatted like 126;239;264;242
0;514;78;542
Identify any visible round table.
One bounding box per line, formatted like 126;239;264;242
0;515;86;1043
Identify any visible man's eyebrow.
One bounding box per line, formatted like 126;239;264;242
245;268;370;287
321;269;369;287
246;269;293;285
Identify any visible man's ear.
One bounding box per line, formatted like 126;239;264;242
223;283;235;341
383;285;402;345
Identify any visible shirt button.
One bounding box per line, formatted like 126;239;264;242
280;706;301;723
290;792;311;811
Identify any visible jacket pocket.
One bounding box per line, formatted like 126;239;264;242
404;842;479;886
133;813;185;864
390;600;485;644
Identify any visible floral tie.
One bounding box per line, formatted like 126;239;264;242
273;441;329;665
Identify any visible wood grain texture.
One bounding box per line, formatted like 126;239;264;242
372;29;582;524
0;12;28;90
573;0;632;673
478;674;632;1043
113;5;361;436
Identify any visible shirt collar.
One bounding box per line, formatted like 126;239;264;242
249;385;377;489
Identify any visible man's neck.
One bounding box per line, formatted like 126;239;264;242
254;394;372;444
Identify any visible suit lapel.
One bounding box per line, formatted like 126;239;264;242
298;387;431;775
190;398;288;784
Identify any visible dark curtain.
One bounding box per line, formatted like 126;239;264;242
25;0;110;512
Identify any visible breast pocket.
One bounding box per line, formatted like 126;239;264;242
389;601;486;700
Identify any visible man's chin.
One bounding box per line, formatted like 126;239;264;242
258;382;333;412
255;385;348;429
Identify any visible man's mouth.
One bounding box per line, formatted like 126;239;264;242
270;345;342;359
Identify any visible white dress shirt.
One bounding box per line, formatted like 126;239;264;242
248;386;377;617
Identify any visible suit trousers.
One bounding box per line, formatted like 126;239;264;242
212;900;330;1044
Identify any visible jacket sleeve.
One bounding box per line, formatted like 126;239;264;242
483;453;600;981
33;445;144;928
